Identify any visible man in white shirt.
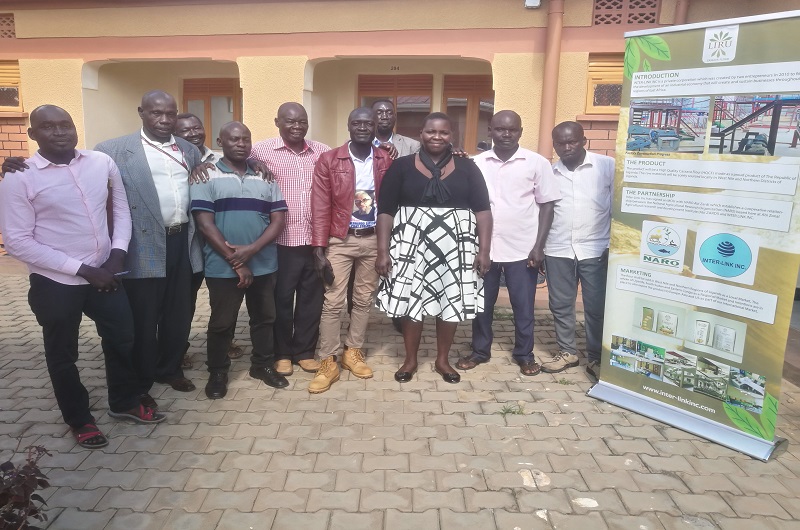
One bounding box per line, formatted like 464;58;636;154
543;121;615;379
457;110;561;376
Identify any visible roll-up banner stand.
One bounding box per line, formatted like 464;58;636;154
588;10;800;461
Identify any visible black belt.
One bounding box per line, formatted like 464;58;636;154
348;227;375;237
166;223;188;235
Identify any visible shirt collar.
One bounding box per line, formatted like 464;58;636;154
215;158;256;175
554;150;594;174
348;142;374;162
140;128;176;146
372;133;394;147
200;148;217;163
31;149;82;169
485;145;526;163
275;136;312;154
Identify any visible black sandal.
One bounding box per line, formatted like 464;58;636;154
455;354;488;371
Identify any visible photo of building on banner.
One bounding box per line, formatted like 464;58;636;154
588;10;800;461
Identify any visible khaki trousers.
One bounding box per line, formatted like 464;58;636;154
318;234;379;359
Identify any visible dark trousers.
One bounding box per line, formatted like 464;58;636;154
123;229;193;394
28;274;139;428
472;259;538;364
206;273;277;373
274;245;324;361
545;252;608;363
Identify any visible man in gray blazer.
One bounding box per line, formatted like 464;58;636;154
371;99;421;158
96;90;203;405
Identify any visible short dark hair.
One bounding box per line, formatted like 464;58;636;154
176;113;201;122
422;112;451;128
552;121;584;138
371;99;394;109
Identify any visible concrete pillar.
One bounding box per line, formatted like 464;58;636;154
237;56;307;142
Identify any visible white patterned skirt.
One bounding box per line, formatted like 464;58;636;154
376;206;484;322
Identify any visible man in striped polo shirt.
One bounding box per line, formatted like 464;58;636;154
190;121;289;399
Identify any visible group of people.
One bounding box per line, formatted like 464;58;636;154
0;90;613;449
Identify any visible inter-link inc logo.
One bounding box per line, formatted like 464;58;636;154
643;385;716;413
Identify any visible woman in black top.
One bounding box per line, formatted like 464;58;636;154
376;112;492;384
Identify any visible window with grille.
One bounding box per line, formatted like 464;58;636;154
0;61;21;110
593;0;660;25
585;55;623;114
0;13;14;39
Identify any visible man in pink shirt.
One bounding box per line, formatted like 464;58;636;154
457;110;561;376
249;102;330;376
0;105;164;449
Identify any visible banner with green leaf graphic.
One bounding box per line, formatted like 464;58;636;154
587;11;800;460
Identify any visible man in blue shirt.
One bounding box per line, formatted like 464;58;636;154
190;122;289;398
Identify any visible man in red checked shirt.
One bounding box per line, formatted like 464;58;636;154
249;102;331;377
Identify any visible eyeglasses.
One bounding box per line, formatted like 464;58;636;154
354;198;372;203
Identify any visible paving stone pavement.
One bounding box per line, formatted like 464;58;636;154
0;264;799;529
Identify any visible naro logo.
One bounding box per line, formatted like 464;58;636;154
698;234;751;278
646;226;680;257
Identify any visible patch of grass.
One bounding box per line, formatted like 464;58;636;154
556;377;576;386
496;403;525;417
493;308;514;321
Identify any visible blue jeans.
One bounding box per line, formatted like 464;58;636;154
545;252;608;363
471;259;537;364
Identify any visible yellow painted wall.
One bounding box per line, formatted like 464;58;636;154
238;56;307;144
659;0;678;25
687;1;799;22
310;58;493;148
564;0;596;27
14;0;554;39
82;60;239;148
18;59;85;153
491;53;545;153
555;52;590;130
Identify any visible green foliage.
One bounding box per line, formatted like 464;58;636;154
556;378;576;386
723;391;779;441
760;393;779;441
723;402;767;439
0;446;51;530
635;35;671;60
624;38;641;79
496;403;525;417
624;35;672;79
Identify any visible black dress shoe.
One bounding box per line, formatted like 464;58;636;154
156;376;196;392
205;372;228;399
435;366;461;384
249;366;289;389
139;393;158;410
394;369;416;383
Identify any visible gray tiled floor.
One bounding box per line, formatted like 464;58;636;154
0;260;799;529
